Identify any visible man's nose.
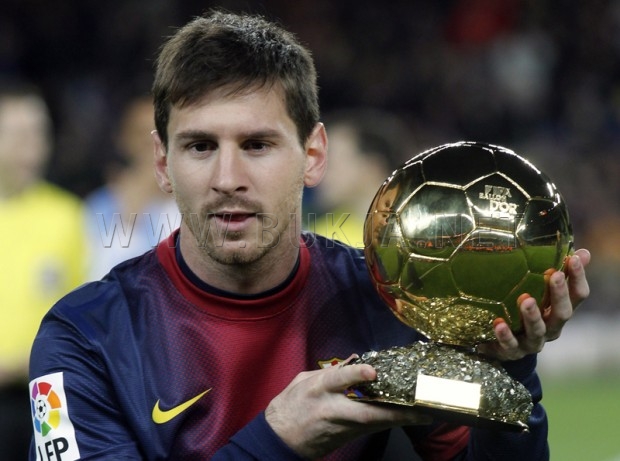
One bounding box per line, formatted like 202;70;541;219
211;149;248;194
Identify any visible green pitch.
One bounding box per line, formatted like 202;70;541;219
543;373;620;461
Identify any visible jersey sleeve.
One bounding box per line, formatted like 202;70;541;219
211;412;305;460
29;309;143;460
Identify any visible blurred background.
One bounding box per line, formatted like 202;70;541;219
2;0;619;459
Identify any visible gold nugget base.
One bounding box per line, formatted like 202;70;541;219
346;342;532;432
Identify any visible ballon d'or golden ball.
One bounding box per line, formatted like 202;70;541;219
364;141;573;347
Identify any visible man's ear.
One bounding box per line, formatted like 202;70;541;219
152;130;173;194
303;122;328;188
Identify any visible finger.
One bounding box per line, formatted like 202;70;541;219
474;317;519;360
573;248;591;266
498;296;545;357
566;250;591;309
323;363;377;393
479;295;546;360
339;354;360;367
519;296;546;350
476;320;519;361
494;318;517;348
545;270;572;340
286;368;325;386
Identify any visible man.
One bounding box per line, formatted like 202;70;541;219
0;82;86;461
29;11;590;460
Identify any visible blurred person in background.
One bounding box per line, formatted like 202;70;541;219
84;94;178;280
0;81;86;461
310;108;416;247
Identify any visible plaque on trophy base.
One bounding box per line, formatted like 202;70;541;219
347;342;532;431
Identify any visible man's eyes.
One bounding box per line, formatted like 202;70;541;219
243;140;270;151
189;141;216;153
185;139;273;154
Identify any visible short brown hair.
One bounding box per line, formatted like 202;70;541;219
152;10;319;148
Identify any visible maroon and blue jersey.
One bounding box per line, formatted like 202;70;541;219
28;231;548;460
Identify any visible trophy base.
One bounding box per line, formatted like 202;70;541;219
346;342;533;432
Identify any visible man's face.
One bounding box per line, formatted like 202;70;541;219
154;86;325;267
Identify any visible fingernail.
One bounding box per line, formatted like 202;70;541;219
523;297;536;312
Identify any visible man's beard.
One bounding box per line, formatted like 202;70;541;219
176;194;300;267
197;213;273;266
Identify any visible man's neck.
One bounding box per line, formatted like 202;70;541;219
177;227;301;295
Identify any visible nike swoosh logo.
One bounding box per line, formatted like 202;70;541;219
152;388;212;424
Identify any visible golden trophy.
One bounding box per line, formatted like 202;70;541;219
347;141;573;431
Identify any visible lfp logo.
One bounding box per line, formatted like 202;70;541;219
29;372;80;461
31;380;62;436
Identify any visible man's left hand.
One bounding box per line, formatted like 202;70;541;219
478;248;591;361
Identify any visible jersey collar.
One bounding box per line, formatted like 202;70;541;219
156;229;311;319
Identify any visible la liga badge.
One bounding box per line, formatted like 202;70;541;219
29;372;80;461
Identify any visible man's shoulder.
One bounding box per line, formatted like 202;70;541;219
53;251;161;317
302;232;370;280
303;232;365;256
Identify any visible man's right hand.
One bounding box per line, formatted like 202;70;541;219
265;355;432;459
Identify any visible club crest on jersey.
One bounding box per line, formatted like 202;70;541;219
29;372;80;461
318;357;346;368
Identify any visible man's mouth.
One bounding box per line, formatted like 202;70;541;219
213;212;256;221
211;211;257;233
